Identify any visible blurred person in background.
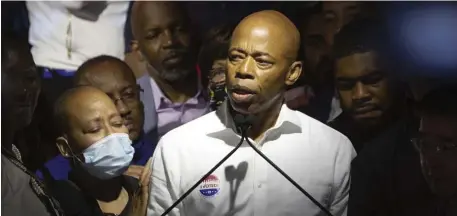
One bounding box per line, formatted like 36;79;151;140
26;1;130;105
322;1;378;46
286;4;336;123
2;32;63;216
49;86;150;216
330;19;433;216
198;23;234;110
131;1;209;139
413;86;457;216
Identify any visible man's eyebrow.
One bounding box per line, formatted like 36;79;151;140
229;47;274;59
360;70;384;79
336;77;355;82
336;71;384;81
228;47;246;54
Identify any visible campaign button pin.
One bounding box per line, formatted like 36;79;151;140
199;174;220;198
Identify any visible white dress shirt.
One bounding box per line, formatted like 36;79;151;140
148;101;356;216
27;1;129;71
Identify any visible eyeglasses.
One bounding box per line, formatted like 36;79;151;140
112;87;143;106
411;137;457;154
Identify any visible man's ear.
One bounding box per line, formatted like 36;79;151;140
130;40;144;62
285;61;303;86
56;136;72;158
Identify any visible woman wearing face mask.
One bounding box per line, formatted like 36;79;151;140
48;86;151;216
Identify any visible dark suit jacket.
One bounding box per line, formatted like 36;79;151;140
347;120;436;216
2;154;52;216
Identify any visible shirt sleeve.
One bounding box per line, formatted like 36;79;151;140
147;137;182;216
329;135;357;216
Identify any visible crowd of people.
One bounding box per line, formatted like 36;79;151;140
2;1;457;216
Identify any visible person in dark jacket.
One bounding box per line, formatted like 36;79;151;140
414;86;457;216
1;32;64;216
329;18;434;216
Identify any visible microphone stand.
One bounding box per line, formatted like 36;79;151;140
160;114;333;216
160;123;249;216
243;138;334;216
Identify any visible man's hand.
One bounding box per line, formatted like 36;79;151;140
131;157;153;216
125;165;145;179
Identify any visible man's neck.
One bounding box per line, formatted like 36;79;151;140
150;71;199;104
71;165;123;202
246;99;284;142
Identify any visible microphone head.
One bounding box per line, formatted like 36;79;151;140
233;113;255;132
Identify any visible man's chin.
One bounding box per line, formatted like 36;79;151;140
128;130;141;142
161;71;192;82
352;113;384;128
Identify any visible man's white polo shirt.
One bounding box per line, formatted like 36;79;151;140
148;101;356;216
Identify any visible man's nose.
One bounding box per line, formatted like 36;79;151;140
114;99;131;116
162;30;177;49
236;57;255;79
352;82;370;101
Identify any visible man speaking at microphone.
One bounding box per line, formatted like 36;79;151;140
148;10;356;216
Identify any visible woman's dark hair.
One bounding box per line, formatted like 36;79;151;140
198;23;235;87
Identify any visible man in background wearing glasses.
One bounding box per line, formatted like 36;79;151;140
413;86;457;216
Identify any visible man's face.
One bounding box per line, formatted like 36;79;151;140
226;26;296;114
335;51;392;126
66;92;129;154
77;63;144;142
135;2;197;83
418;114;457;199
322;1;362;45
3;47;41;130
302;14;333;86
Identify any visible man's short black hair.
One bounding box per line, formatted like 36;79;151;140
73;55;136;85
333;18;389;61
419;85;457;117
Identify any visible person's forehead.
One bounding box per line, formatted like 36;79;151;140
84;64;135;89
231;24;288;57
336;51;379;76
67;94;117;122
139;3;186;29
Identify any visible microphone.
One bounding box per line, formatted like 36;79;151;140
160;114;252;216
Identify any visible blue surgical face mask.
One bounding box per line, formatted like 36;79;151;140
79;133;134;180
